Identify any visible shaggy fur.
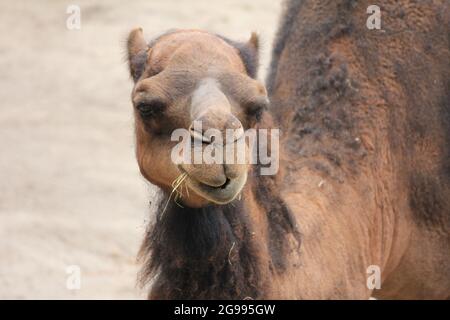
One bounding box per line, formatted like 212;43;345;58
138;196;264;300
130;0;450;299
138;172;300;299
268;0;450;225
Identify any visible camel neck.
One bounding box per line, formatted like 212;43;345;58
138;174;301;299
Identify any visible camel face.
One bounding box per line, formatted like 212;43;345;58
127;29;266;207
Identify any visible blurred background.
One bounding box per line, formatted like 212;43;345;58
0;0;281;299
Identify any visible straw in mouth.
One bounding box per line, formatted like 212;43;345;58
160;172;189;218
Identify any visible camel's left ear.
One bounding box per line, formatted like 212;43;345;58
247;32;259;54
127;28;148;82
239;32;259;78
223;32;260;79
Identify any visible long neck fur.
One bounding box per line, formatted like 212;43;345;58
138;171;300;299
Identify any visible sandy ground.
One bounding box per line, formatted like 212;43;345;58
0;0;281;299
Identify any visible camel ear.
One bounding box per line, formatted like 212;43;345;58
248;32;259;54
127;28;148;82
238;32;259;79
221;32;260;79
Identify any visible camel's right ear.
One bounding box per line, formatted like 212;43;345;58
127;28;148;82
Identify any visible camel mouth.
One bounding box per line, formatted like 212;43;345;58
182;171;247;205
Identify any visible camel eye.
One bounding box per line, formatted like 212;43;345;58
136;99;166;120
245;97;269;121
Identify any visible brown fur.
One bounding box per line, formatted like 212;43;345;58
128;0;450;299
268;0;450;298
138;172;300;299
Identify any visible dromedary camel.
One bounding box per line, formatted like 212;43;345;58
126;0;450;299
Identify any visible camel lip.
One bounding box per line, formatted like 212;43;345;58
217;178;231;189
182;171;247;205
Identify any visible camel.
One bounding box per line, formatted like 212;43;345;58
126;0;450;299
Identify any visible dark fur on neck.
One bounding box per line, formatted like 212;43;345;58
138;175;301;299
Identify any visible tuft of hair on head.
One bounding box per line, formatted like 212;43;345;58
126;27;149;82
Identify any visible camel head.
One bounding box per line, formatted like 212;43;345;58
127;29;268;207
